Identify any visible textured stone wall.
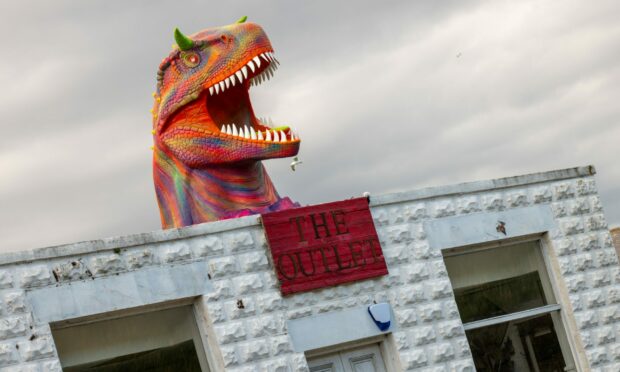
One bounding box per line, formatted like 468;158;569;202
0;168;618;371
370;177;619;372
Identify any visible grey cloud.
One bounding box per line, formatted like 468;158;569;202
1;0;619;252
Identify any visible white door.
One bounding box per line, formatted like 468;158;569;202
308;353;345;372
308;344;386;372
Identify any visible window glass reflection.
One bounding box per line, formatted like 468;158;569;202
466;313;566;372
454;272;547;323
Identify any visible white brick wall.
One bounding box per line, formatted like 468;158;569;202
0;167;618;371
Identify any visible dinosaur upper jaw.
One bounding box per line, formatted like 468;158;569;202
205;53;299;143
158;50;300;167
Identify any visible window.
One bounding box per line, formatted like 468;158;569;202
307;344;387;372
52;306;210;372
444;240;576;372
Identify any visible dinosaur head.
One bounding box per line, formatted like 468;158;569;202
152;19;300;167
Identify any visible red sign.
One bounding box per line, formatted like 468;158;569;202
261;197;388;295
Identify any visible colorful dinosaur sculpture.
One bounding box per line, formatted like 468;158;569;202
151;18;300;228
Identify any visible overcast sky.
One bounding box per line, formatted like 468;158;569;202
1;0;619;253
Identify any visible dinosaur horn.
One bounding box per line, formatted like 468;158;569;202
236;16;248;23
174;28;194;51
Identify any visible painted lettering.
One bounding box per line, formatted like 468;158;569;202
262;197;388;295
277;253;298;280
312;247;332;273
364;238;381;263
310;212;331;239
348;240;366;267
289;216;307;242
295;251;316;276
332;210;349;235
332;244;352;270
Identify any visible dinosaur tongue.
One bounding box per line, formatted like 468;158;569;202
205;82;259;131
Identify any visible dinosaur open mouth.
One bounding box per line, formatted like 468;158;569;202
204;52;299;143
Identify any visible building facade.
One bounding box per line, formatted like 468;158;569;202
0;165;618;371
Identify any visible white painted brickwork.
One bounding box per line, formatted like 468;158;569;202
0;166;618;371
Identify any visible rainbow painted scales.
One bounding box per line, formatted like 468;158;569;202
152;18;300;228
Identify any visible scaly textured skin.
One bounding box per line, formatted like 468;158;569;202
152;21;300;228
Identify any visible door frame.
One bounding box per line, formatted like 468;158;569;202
305;334;403;372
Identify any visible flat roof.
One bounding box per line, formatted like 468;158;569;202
0;165;596;266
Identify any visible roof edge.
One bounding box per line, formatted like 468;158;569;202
370;165;596;207
0;165;596;266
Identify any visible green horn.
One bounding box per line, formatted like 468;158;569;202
174;28;194;51
236;16;248;23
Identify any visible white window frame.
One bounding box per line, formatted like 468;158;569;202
443;236;579;372
51;297;214;372
461;304;561;331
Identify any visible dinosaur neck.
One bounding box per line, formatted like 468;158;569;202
154;150;286;228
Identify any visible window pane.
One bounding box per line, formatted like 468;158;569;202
53;306;207;371
444;241;575;371
466;313;566;372
444;241;548;293
63;340;202;372
454;271;547;323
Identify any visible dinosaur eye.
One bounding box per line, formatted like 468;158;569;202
181;51;200;68
220;34;228;42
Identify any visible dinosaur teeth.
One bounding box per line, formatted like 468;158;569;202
253;56;261;69
209;51;278;95
219;121;299;143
